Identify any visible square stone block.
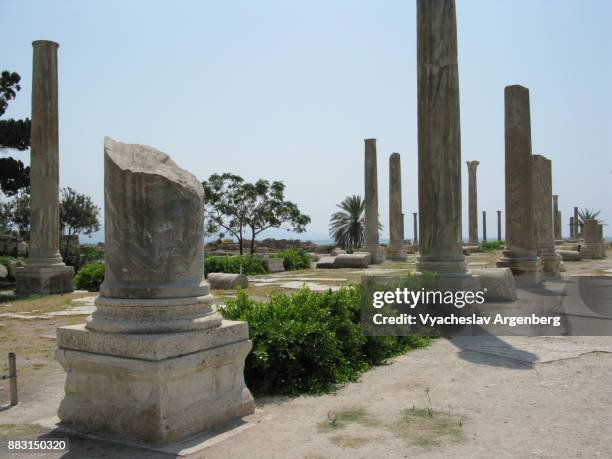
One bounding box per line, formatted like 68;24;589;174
15;265;74;295
56;321;255;446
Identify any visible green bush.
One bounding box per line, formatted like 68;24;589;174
277;248;312;271
74;262;105;291
220;286;430;396
0;256;20;282
204;255;267;276
480;240;505;252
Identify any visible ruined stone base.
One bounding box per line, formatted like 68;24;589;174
415;258;480;291
581;243;603;260
55;321;255;447
363;244;385;264
15;264;74;295
471;267;517;301
496;252;542;286
385;243;407;261
538;251;562;278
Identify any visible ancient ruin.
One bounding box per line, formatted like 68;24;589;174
496;85;542;284
581;219;603;259
482;211;488;241
497;210;502;241
387;153;407;260
466;160;480;246
55;138;254;445
15;41;74;295
363;139;384;263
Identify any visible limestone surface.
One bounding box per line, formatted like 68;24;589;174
208;273;249;289
471;268;518;302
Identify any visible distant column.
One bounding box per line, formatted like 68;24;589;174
497;210;502;241
570;216;576;239
363;139;384;264
574;207;580;239
496;85;542;284
532;155;560;276
413;212;418;245
553;195;560;240
15;40;74;295
598;224;607;258
466;160;480;245
557;210;562;240
482;211;487;241
387;153;406;260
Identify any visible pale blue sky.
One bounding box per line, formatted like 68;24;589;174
3;0;611;242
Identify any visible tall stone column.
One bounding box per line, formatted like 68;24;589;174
466;160;480;245
16;40;74;295
570;216;576;240
581;219;603;259
413;212;418;245
574;207;580;239
532;155;560;276
553;195;561;240
387;153;406;260
363;139;384;263
496;85;542;284
497;210;502;241
482;211;487;241
557;210;562;240
598;224;607;258
56;138;254;446
416;0;475;288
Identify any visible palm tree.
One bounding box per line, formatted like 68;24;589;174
578;208;603;226
329;195;383;251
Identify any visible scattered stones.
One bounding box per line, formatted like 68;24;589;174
207;273;249;289
334;253;371;268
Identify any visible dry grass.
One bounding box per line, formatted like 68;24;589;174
393;407;466;448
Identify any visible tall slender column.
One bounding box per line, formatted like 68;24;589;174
573;207;580;239
466;161;480;245
553;195;560;240
413;212;418;245
557;210;562;240
532;155;560;276
482;211;487;241
496;85;542;284
497;210;502;241
16;40;74;295
416;0;475;288
570;217;576;240
387;153;406;260
363;139;384;264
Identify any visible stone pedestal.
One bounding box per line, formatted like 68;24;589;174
56;138;254;446
363;139;384;264
496;85;542;285
415;0;477;291
532;155;560;277
581;219;602;259
387;153;407;261
16;40;74;295
466;160;480;245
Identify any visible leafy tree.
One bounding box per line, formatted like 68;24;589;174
0;200;12;233
329;195;383;251
59;187;101;258
202;173;311;255
0;70;31;196
10;191;30;236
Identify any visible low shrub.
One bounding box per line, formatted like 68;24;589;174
74;262;105;291
204;255;267;276
277;248;312;271
220;286;430;396
480;240;505;252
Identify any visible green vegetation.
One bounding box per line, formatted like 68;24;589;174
480;240;505;252
318;408;380;432
74;262;105;291
329;195;367;251
204;255;267;276
220;286;430;396
277;248;311;271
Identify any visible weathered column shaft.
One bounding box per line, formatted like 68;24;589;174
413;212;418;244
581;219;603;259
497;210;502;241
496;85;542;284
553;195;560;240
466;161;480;244
387;153;406;260
364;138;384;263
599;224;607;258
482;211;487;241
532;155;560;276
574;207;580;239
416;0;470;281
570;217;575;239
557;210;562;240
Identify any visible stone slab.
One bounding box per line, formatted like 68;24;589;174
263;257;285;273
471;267;518;302
333;253;370;268
557;250;582;261
208;273;248;289
15;265;74;295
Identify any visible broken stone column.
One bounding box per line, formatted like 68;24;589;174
413;212;418;245
581;219;603;259
598;224;607;258
553;195;561;240
497;210;502;241
416;0;476;289
532;155;560;277
363;138;384;263
387;153;407;260
496;85;542;285
570;216;576;240
557;210;562;240
466;160;480;245
56;138;254;446
574;207;580;239
482;211;487;241
16;41;74;295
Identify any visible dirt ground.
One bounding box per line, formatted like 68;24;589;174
0;248;611;458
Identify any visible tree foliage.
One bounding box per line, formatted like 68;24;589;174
59;187;101;258
202;173;311;255
577;208;603;225
329;195;383;251
0;70;31;196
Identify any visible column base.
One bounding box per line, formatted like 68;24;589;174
415;258;480;291
496;251;542;286
363;243;385;264
537;248;562;278
15;264;74;295
56;320;255;447
581;243;603;259
385;242;407;261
